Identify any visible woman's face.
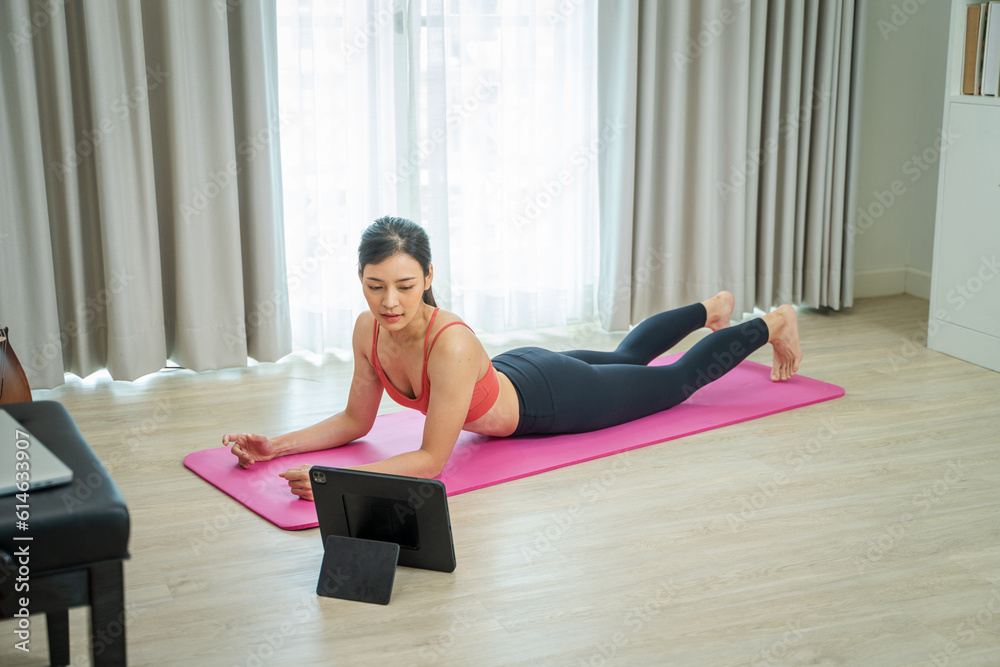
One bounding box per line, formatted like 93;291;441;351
360;253;433;329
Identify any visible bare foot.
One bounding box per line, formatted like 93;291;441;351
702;291;735;331
762;304;802;381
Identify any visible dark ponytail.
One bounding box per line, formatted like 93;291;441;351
358;216;437;307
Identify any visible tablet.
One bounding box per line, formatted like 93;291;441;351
310;466;456;573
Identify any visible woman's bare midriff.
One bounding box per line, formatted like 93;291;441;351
463;370;520;437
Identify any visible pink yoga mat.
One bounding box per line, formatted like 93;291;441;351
185;355;843;530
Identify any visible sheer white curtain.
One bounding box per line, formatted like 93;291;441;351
276;0;599;356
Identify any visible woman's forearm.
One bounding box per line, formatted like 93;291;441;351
350;449;444;479
271;412;369;457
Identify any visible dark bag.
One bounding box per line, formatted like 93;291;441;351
0;327;32;404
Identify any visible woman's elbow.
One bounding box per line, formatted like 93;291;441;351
422;461;447;480
420;452;449;479
343;411;375;442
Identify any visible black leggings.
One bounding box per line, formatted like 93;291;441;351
491;303;770;436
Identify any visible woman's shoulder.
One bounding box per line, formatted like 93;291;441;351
352;311;377;353
429;308;474;337
353;310;377;332
427;309;481;361
430;306;466;328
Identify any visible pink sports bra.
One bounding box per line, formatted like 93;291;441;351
371;308;500;424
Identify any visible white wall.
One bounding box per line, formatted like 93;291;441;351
853;0;952;299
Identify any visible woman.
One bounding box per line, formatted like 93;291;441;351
223;216;802;500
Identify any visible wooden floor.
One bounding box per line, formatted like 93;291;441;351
4;295;1000;666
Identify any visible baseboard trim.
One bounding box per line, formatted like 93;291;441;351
904;267;931;300
854;267;931;299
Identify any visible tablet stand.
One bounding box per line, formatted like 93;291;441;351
316;534;400;605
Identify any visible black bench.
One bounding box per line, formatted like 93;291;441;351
0;400;130;666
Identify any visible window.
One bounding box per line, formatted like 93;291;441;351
277;0;599;354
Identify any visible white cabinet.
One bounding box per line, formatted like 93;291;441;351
928;1;1000;372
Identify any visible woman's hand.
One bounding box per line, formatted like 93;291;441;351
279;464;314;501
223;433;314;500
224;433;277;469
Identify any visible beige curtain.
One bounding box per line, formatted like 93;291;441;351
0;0;290;389
597;0;859;329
